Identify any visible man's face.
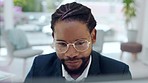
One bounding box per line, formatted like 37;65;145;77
53;20;96;74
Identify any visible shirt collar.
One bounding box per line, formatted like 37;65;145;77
62;55;92;82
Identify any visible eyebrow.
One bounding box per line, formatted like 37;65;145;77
55;40;66;42
55;38;88;42
75;38;88;41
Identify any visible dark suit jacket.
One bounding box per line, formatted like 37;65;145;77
25;51;132;83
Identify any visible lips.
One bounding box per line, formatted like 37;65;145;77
66;60;80;64
65;59;81;68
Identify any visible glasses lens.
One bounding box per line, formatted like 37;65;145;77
55;40;90;53
55;41;67;53
75;40;90;52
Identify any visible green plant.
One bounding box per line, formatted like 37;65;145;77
14;0;26;7
122;0;136;30
14;0;42;12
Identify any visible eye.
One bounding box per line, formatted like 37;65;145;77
57;42;67;47
75;41;86;46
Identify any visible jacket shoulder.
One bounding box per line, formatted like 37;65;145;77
32;52;61;75
35;52;58;62
33;52;60;68
92;51;130;73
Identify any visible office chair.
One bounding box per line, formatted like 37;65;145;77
1;28;43;76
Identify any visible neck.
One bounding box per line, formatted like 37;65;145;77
71;74;81;79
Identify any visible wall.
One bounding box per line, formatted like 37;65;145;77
4;0;14;30
136;0;148;64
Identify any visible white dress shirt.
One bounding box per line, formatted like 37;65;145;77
62;55;92;82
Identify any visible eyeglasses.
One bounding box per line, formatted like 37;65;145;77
54;40;90;53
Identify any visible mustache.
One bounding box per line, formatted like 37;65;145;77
61;57;85;62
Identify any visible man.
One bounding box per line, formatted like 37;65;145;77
25;2;132;83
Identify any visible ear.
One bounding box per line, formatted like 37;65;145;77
91;29;96;44
52;32;54;38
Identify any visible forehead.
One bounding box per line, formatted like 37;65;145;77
54;21;90;42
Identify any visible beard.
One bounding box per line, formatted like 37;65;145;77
61;56;90;75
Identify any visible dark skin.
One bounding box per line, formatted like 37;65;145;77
52;20;97;78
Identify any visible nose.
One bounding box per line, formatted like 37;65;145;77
64;45;78;58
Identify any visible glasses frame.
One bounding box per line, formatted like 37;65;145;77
54;40;91;53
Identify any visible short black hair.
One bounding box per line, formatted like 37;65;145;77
51;2;97;33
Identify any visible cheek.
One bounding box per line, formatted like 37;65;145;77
56;53;64;60
82;48;91;57
79;45;92;58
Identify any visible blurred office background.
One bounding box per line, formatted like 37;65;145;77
0;0;148;82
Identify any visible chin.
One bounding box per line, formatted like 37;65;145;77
62;57;90;74
65;62;81;70
67;65;81;70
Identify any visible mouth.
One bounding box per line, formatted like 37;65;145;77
64;59;82;69
65;59;80;64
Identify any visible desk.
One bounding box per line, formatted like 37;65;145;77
0;71;15;83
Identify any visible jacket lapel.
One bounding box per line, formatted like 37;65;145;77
54;58;63;77
88;51;101;76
